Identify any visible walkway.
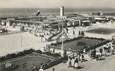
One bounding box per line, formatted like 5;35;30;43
45;55;115;71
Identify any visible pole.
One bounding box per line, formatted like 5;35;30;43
61;21;64;50
21;34;22;48
20;24;23;48
61;18;65;57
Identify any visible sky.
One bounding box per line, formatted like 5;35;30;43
0;0;115;8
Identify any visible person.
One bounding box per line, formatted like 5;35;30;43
111;47;114;54
73;30;75;35
83;49;86;54
32;65;38;71
67;56;72;67
99;48;103;56
52;47;55;53
71;57;75;67
79;31;81;36
104;47;108;56
78;52;81;61
74;57;79;68
81;54;85;62
110;46;114;55
52;68;55;71
91;49;96;59
96;51;101;60
39;66;44;71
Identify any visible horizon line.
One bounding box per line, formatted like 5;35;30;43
0;7;115;9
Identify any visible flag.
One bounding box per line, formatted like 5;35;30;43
36;10;40;16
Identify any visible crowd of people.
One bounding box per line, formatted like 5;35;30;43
67;56;79;68
66;44;115;70
91;46;114;60
67;51;85;69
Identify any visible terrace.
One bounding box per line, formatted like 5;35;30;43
52;37;110;52
0;53;62;71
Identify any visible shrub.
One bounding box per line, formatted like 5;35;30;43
23;49;35;54
0;56;6;62
17;52;25;57
5;53;17;59
0;48;36;62
35;50;42;54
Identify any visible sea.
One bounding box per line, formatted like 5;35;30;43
0;8;115;17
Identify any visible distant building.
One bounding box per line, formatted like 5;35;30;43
81;20;91;26
92;12;103;16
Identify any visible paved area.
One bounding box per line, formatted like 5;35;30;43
0;32;46;56
45;55;115;71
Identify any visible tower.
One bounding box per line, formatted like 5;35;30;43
60;6;64;18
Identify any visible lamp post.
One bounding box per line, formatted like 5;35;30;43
61;18;67;58
61;20;64;57
59;6;67;58
20;24;23;48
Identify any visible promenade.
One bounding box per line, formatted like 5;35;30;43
45;54;115;71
